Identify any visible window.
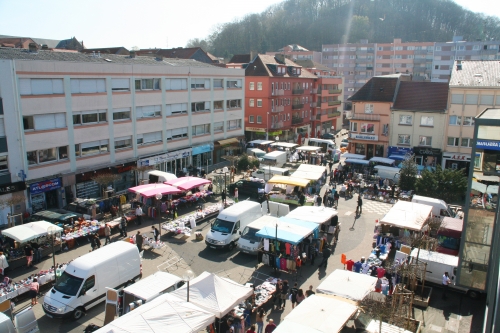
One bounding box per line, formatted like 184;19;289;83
420;116;434;127
447;137;459;146
226;99;241;109
135;78;160;91
191;101;210;113
136;105;161;118
213;101;223;110
257;82;263;90
213;79;223;89
257;116;262;124
249;82;255;90
165;103;188;116
137;131;162;145
364;104;374;114
257;99;262;107
465;94;478;105
165;127;188;140
71;79;106;94
111;78;130;91
0;98;3;115
73;110;107;125
114;136;132;150
27;146;69;165
399;115;412;125
165;79;187;90
249;99;255;107
111;108;130;121
398;135;411;145
0;156;7;173
19;78;64;95
23;113;67;130
226;79;242;88
350;122;358;132
287;83;290;90
473;45;480;50
461;138;473;147
449;115;462;126
249;116;254;123
227;119;242;130
419;136;432;146
82;276;95;294
75;140;109;156
480;95;494;105
192;124;211;136
191;78;210;89
463;116;475;126
360;123;375;133
213;122;224;133
435;46;441;51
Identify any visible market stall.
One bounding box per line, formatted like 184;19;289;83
161;203;226;237
380;201;433;232
267;176;314;206
60;218;121;250
128;183;182;198
341;153;366;160
369;157;396;167
285;206;338;234
316;269;377;301
291;164;327;181
165;177;211;191
273;294;358;333
94;293;215;333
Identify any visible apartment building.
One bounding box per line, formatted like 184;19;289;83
444;60;500;173
0;47;244;214
390;82;449;169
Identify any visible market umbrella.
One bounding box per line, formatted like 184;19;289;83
3;221;63;243
165;177;211;191
128;183;182;198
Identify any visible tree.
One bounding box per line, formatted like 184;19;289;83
185;38;209;50
92;173;120;198
0;194;26;225
415;166;467;203
398;154;417;191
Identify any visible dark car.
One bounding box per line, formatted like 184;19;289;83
228;180;265;199
30;209;82;225
340;139;349;148
321;133;335;140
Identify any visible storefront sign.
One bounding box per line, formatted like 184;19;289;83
245;127;266;132
351;134;378;141
388;146;413;156
138;148;192;167
413;147;441;156
268;131;282;136
443;153;471;161
29;178;62;195
476;140;500;151
0;181;26;195
192;144;213;156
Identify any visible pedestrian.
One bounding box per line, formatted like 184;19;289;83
136;231;143;252
298;193;305;206
357;194;363;215
264;319;276;333
334;190;339;208
152;226;159;242
135;205;143;225
315;195;322;207
296;289;305;304
290;282;299;309
256;309;265;333
90;234;97;251
171;202;178;219
120;215;127;237
318;246;331;269
247;323;256;333
322;193;328;207
227;317;235;333
29;277;39;306
31;241;41;264
305;285;315;297
24;244;34;268
279;280;289;310
221;190;227;205
0;251;9;276
234;187;239;203
94;234;101;249
442;271;451;299
309;243;317;265
273;280;282;310
104;224;111;245
328;190;334;207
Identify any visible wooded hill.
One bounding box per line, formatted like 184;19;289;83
186;0;500;59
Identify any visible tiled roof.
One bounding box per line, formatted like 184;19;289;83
348;76;399;102
137;47;198;59
82;47;129;55
229;54;251;64
392;81;449;111
245;54;317;78
449;60;500;87
293;59;330;71
0;47;218;68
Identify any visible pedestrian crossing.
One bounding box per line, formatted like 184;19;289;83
362;200;393;215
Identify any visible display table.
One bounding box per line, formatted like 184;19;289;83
269;193;314;206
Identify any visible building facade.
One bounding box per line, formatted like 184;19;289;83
0;48;244;215
265;44;322;63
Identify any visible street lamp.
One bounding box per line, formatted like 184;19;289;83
155;193;163;238
47;225;59;282
266;112;270;140
221;166;229;195
182;269;195;302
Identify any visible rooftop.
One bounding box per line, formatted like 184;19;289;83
450;60;500;87
392;81;449;112
245;54;317;79
348;76;399;102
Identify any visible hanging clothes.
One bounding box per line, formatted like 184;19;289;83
285;243;291;255
264;239;270;251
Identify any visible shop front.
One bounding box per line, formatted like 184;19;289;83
349;134;384;159
192;144;213;171
245;127;266;141
213;138;241;164
29;177;62;213
138;148;192;175
388;146;413;161
442;152;471;173
0;181;27;225
413;147;442;168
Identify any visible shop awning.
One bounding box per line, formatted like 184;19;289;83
256;218;318;245
471;181;487;193
487;185;499;194
341;153;366;160
285;206;337;224
369;157;395;165
291;164;327;181
344;159;370;165
270;142;299;149
296;146;321;152
473;172;500;182
3;221;63;243
165;177;211;191
268;176;310;187
389;155;406;160
128;183;182;198
248;140;274;145
316;269;377;301
380;201;433;231
216;138;239;146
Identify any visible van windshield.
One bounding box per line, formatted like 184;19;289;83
241;227;260;242
212;218;235;233
255;152;265;158
54;271;84;296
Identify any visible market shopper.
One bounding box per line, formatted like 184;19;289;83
152;226;159;242
296;289;305;304
318;246;331;269
29;277;39;306
221;190;227;205
94;234;101;249
31;241;41;264
290;282;299;309
442;272;451;299
305;285;315;297
120;215;127;237
356;194;363;215
234;188;239;203
0;251;8;276
135;205;143;225
279;280;289;310
90;234;97;251
264;319;276;333
24;244;34;268
136;231;143;253
104;224;111;245
256;309;265;333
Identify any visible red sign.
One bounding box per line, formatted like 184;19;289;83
451;155;467;160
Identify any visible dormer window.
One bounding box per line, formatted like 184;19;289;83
297;68;301;75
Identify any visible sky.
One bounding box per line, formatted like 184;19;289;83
0;0;498;50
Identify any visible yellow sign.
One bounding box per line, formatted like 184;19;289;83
245;127;265;132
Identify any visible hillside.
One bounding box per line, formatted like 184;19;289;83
187;0;500;59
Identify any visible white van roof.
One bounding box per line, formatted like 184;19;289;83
0;313;15;333
308;138;335;145
412;195;447;206
248;148;265;153
264;151;286;157
246;216;281;230
259;166;288;173
218;201;261;220
374;165;401;172
410;248;459;266
147;170;177;181
249;140;274;145
123;272;182;302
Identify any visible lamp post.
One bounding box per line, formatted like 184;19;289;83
182;269;195;302
266;112;270;140
222;166;229;195
155;193;163;237
47;226;58;282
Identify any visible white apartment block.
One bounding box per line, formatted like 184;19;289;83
0;48;244;215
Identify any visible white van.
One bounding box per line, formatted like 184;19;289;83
306;138;337;154
411;195;453;218
205;201;263;250
262;151;287;168
410;249;479;299
246;148;266;161
237;216;280;254
0;309;39;333
146;170;177;184
373;165;401;182
252;166;289;181
43;242;142;320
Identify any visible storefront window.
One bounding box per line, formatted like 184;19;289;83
375;145;384;157
355;143;365;155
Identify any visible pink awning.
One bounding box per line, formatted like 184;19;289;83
128;183;182;198
164;177;212;191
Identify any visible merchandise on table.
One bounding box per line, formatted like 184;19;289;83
125;234;165;249
161;203;226;236
269;193;314;206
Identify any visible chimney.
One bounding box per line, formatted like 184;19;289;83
28;43;38;53
275;54;286;64
41;44;48;50
130;50;136;58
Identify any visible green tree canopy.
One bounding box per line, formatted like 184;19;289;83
398;154;418;191
415;166;467;203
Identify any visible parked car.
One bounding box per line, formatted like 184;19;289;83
340;139;349;148
321;133;335;140
228;179;265;199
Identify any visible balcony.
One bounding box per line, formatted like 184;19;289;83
328;101;341;106
292;88;304;95
328;111;342;118
273;89;284;96
292;117;305;125
292;103;304;110
413;58;427;63
271;121;284;129
316;114;322;120
329;89;342;94
348;113;380;121
271;105;284;113
414;50;433;55
316;89;322;94
354;66;367;71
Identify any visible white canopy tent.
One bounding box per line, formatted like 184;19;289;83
291;164;326;181
365;320;413;333
316;269;377;301
295;146;321;152
170;272;253;318
2;221;63;243
487;185;499;194
473;172;500;182
270;142;299;149
471;180;487;193
273;294;358;333
285;206;337;225
248;140;274;145
341;153;366;160
94;293;215;333
380;201;433;231
369;157;396;165
123;272;182;302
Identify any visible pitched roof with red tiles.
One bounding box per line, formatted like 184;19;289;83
348;76;399;102
392;81;449;111
245;54;317;78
